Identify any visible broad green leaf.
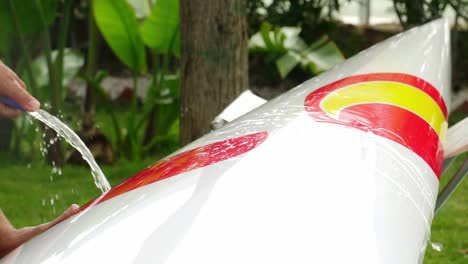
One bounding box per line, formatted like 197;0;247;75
249;22;282;52
276;51;301;79
127;0;152;19
0;0;56;35
304;39;344;74
140;0;179;55
93;0;147;72
155;74;180;135
171;26;180;58
249;23;305;53
307;36;328;51
24;49;84;99
163;74;180;99
249;22;345;79
260;22;274;50
248;32;266;50
0;32;12;58
281;27;307;51
60;50;85;87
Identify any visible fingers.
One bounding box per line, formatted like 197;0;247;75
15;76;26;90
49;204;80;227
0;103;21;118
0;79;39;112
0;62;39;113
12;204;80;249
15;224;50;243
0;210;13;230
2;62;26;90
0;205;79;258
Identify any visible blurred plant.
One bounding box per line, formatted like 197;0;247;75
249;22;344;79
26;49;84;103
0;0;83;165
92;0;179;160
448;0;468;23
247;0;349;42
392;0;448;27
0;0;57;103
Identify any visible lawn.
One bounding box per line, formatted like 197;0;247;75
0;153;157;228
425;153;468;264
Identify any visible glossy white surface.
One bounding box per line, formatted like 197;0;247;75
0;19;450;264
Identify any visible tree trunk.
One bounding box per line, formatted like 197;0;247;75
180;0;248;145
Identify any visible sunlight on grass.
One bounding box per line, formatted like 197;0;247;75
0;154;157;228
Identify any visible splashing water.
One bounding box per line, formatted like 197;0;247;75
29;109;111;193
430;241;443;252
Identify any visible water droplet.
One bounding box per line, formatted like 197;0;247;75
27;164;31;169
431;242;443;252
50;198;54;205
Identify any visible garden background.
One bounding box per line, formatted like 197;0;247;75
0;0;466;263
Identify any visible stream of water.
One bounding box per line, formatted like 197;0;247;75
29;109;111;193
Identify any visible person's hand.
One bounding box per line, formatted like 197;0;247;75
0;61;40;117
0;204;79;258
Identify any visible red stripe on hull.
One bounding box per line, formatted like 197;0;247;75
79;132;268;211
305;73;446;178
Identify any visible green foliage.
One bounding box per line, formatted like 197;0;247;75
247;0;347;39
0;0;79;164
93;0;147;73
141;74;180;153
0;0;57;35
249;22;344;79
127;0;153;19
90;0;180;160
86;71;180;160
0;0;57;64
140;0;180;56
392;0;451;27
23;49;84;101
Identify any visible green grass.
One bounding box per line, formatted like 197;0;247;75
424;154;468;264
426;185;468;264
0;153;158;228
